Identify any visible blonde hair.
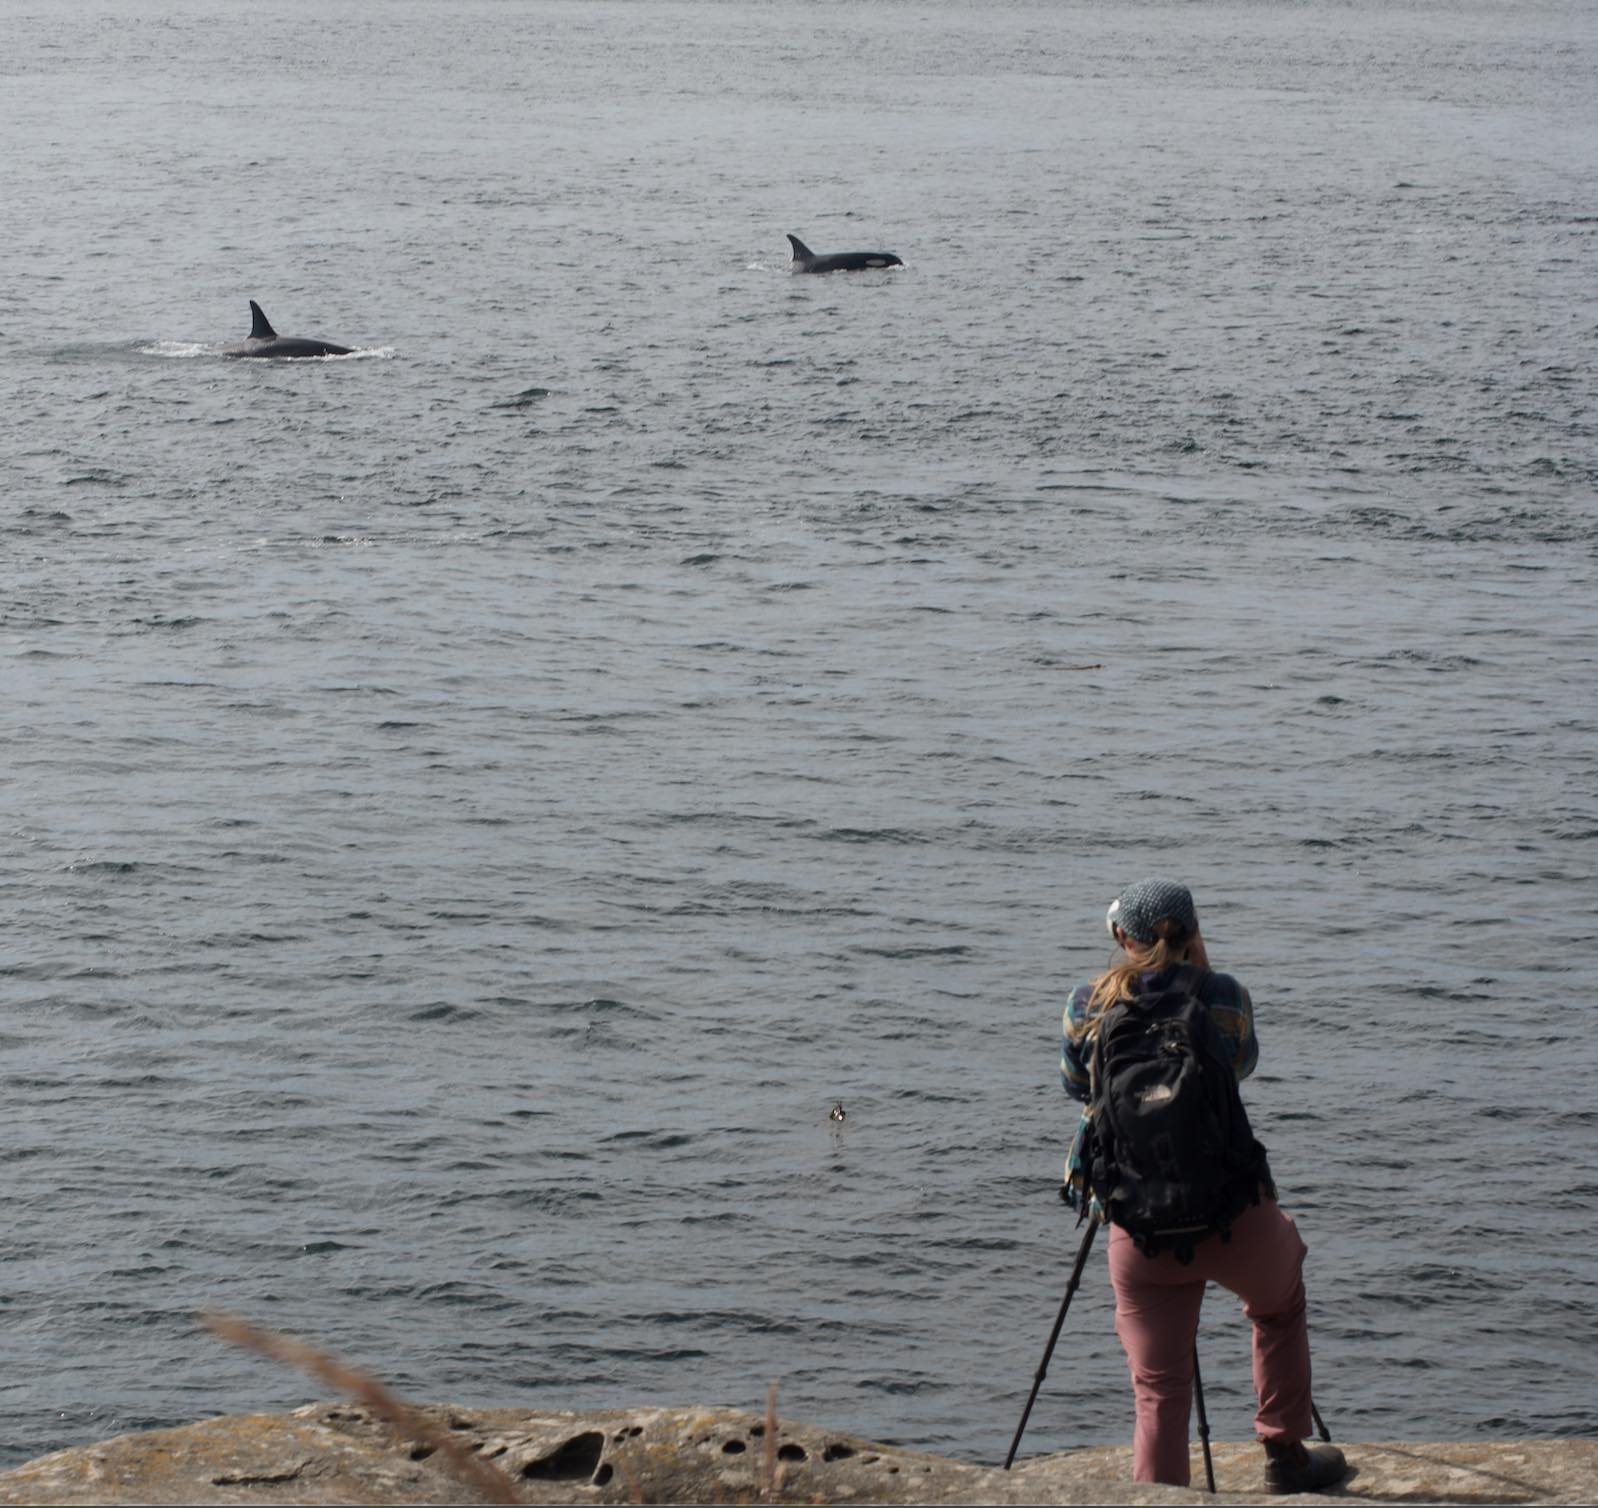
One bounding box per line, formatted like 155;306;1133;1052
1083;917;1195;1023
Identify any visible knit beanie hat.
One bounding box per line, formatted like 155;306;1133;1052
1105;878;1198;944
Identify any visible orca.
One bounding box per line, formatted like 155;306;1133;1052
786;234;902;274
224;301;354;359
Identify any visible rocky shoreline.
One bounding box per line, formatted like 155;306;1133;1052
0;1403;1590;1505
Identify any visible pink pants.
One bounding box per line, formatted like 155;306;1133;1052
1108;1198;1313;1486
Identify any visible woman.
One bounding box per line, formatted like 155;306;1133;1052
1060;878;1347;1493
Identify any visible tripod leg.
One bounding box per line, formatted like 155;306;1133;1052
1192;1339;1216;1494
1003;1219;1099;1469
1311;1399;1331;1441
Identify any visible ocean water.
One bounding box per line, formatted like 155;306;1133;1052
2;0;1596;1472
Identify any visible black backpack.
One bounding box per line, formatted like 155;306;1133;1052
1081;965;1272;1262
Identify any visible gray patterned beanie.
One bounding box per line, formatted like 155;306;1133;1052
1106;878;1198;944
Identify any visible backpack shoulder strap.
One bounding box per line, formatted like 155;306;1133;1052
1168;961;1209;995
1086;993;1128;1098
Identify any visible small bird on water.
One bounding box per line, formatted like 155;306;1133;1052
829;1102;846;1122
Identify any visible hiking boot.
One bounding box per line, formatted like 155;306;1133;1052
1262;1439;1348;1493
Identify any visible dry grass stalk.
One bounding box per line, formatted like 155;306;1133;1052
760;1380;790;1504
201;1310;522;1506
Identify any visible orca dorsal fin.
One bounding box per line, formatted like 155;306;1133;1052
786;234;814;265
248;301;277;340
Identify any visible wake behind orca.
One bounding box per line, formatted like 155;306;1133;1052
224;301;354;359
786;234;902;274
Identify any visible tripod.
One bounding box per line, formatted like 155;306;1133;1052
1005;1248;1333;1490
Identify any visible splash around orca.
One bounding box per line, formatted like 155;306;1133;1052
223;301;355;359
786;234;903;274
